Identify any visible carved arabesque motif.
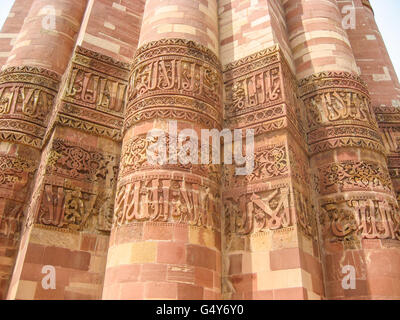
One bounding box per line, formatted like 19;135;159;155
37;182;113;232
223;144;288;187
46;139;118;185
320;197;400;242
320;161;393;194
114;177;221;231
125;39;223;131
224;187;291;235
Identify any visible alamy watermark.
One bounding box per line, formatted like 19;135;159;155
342;2;356;30
146;120;255;176
41;5;56;31
41;265;56;290
341;265;356;290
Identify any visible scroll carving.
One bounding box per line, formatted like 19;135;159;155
114;178;221;231
37;183;113;233
224;188;291;235
320;197;400;242
126;39;223;131
0;66;60;147
46;139;118;185
319;161;393;194
223;145;288;187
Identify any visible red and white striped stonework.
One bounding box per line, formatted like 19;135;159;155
0;0;399;300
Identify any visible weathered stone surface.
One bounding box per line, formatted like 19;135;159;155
0;0;399;300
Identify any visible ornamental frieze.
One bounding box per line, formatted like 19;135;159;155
56;46;130;141
0;155;36;193
64;66;127;114
114;177;221;231
224;65;282;118
309;135;386;156
120;135;221;182
224;187;291;235
223;144;288;187
225;104;286;129
308;125;383;145
126;39;223;130
319;161;393;194
46;139;119;185
222;45;304;136
304;90;375;130
36;181;114;233
56;114;123;141
319;196;400;242
0;66;60;147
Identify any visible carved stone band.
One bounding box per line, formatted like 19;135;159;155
299;71;385;154
0;66;61;148
54;46;130;142
126;38;223;131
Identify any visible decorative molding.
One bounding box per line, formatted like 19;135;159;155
126;38;223;132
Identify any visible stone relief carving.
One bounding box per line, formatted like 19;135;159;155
0;155;36;191
125;38;223;132
114;177;221;231
0;66;60;148
120;135;221;182
304;90;374;130
224;188;291;235
319;161;393;194
320;197;400;242
55;46;130;141
223;144;288;187
46;139;118;185
37;182;113;233
224;66;282;117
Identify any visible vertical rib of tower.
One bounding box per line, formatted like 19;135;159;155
336;0;400;299
0;0;88;299
5;0;146;300
102;0;223;300
285;0;400;299
220;0;324;300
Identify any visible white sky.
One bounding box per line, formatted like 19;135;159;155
0;0;399;77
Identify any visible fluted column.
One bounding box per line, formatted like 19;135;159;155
5;0;149;300
0;0;88;300
102;0;222;300
219;0;324;300
338;0;400;248
285;0;400;299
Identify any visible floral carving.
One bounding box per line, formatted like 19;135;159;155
320;161;393;194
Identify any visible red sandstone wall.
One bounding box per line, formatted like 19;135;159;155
0;0;34;68
0;0;400;301
77;0;146;62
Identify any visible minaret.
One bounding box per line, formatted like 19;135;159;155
220;0;324;300
4;0;145;300
0;0;88;299
102;0;223;300
0;0;399;301
285;0;400;299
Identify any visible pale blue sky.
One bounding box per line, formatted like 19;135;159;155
0;0;399;76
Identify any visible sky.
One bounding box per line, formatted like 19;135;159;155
0;0;399;76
